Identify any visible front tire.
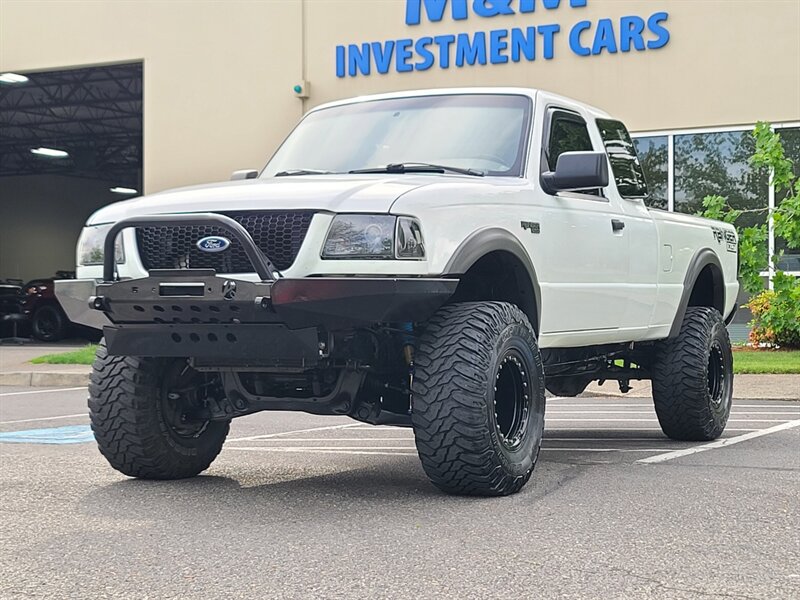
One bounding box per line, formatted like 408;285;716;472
88;341;229;479
651;307;733;441
412;302;546;496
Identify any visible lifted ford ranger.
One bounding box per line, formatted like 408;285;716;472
57;88;739;496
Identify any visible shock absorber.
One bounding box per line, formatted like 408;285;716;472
400;322;415;413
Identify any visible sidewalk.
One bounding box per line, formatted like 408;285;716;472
0;342;92;387
584;375;799;402
1;343;798;400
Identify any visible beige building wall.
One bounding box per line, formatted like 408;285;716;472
306;0;800;132
1;0;305;194
2;0;799;195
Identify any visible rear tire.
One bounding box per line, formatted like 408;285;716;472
88;341;229;479
31;304;67;342
651;307;733;441
412;302;545;496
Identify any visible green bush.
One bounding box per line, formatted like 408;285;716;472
746;273;800;348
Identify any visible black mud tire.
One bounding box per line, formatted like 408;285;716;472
411;302;546;496
651;307;733;441
88;341;229;479
31;304;68;342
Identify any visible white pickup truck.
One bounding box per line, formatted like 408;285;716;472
57;87;739;496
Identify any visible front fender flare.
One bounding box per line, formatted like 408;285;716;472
442;228;541;332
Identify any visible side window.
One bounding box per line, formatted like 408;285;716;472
596;118;649;199
545;111;594;171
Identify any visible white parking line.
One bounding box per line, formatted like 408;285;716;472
232;445;417;451
228;446;674;456
227;437;414;443
0;387;86;397
546;418;790;423
546;411;800;415
542;448;673;453
543;437;693;442
347;426;761;432
638;419;800;464
230;436;676;444
228;447;418;457
0;413;87;425
227;422;360;442
547;403;799;408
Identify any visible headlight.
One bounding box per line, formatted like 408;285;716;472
322;215;396;259
322;215;425;260
77;224;125;266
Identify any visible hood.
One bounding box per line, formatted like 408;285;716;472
86;175;446;225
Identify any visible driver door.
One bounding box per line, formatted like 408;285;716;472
534;108;630;337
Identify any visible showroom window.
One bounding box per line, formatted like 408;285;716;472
775;127;800;272
674;130;769;231
631;122;799;280
632;136;668;209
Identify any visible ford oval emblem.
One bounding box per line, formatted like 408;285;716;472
196;236;231;253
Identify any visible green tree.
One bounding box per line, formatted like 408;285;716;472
698;123;800;348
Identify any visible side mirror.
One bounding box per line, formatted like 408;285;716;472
231;169;259;181
541;151;609;194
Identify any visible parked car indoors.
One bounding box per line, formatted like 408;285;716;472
22;271;75;342
0;280;27;340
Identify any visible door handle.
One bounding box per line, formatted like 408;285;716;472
611;219;625;232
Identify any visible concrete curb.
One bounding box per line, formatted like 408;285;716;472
0;372;90;388
581;391;799;402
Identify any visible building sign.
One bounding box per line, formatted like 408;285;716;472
335;0;670;78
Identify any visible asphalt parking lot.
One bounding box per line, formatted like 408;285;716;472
1;385;798;599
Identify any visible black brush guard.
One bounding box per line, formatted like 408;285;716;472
84;213;457;360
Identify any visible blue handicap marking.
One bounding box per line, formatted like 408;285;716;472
0;425;94;445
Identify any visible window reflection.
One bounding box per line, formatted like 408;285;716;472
775;127;800;272
674;131;769;226
632;136;668;209
264;94;532;178
675;130;769;267
597;119;649;199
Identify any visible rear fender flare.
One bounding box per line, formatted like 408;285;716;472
669;248;725;338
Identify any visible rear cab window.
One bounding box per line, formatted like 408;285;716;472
596;119;649;199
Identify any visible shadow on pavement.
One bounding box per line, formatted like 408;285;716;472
80;457;584;524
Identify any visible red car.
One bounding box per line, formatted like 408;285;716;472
22;272;74;342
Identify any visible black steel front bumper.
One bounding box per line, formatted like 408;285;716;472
62;274;456;359
56;213;457;360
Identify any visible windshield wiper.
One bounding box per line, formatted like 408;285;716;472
275;169;336;176
349;162;485;177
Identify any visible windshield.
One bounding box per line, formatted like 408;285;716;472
262;94;532;178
